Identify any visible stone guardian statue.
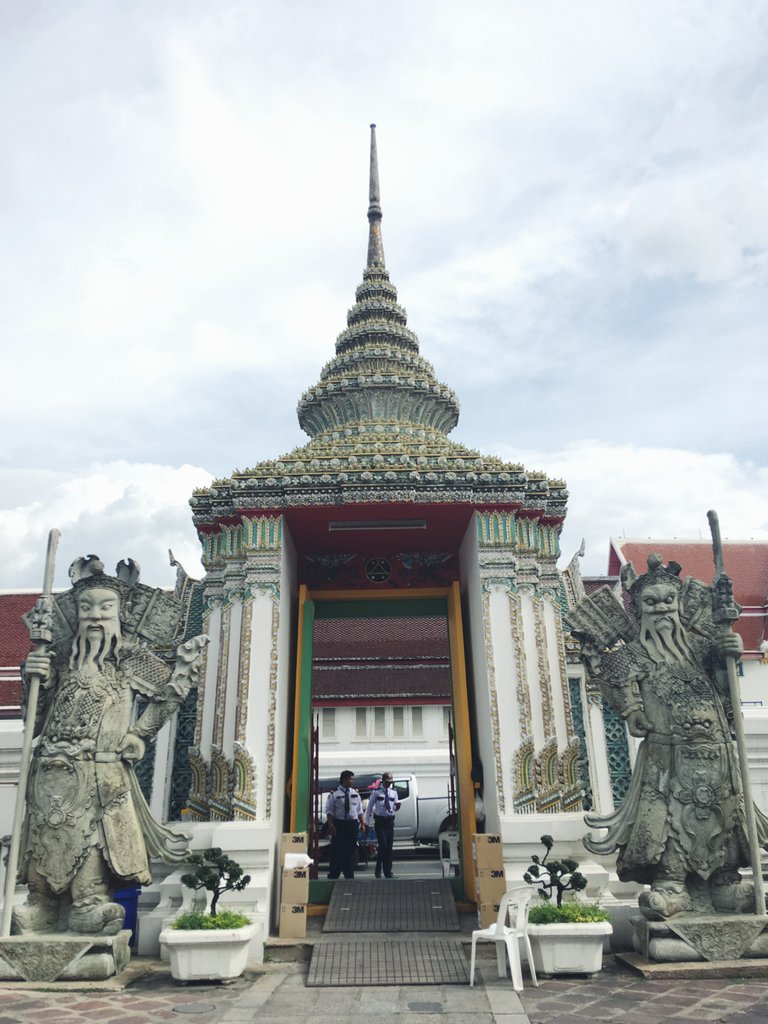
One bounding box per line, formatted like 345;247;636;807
569;552;768;922
11;554;207;937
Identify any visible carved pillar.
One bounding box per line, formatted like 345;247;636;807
461;510;581;825
185;514;287;823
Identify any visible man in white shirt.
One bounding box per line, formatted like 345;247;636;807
325;770;365;879
364;773;400;879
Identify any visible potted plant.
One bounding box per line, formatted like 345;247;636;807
159;848;258;983
523;835;612;976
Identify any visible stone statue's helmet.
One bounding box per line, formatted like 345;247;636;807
39;555;184;649
68;554;140;597
621;553;683;618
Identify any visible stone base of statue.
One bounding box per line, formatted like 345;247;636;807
633;914;768;963
0;930;131;981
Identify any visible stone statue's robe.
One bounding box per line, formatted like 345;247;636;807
585;637;768;883
20;651;187;894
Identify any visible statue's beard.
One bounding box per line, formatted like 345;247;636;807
639;613;692;665
69;620;123;671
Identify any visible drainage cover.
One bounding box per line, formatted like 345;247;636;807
172;1004;217;1015
307;938;469;986
323;879;460;932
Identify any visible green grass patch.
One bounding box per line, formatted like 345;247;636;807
528;902;610;924
171;910;252;930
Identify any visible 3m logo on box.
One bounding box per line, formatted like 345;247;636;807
472;833;504;869
475;866;507;900
281;867;309;903
278;901;307;938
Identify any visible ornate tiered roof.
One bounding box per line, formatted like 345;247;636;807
190;126;566;529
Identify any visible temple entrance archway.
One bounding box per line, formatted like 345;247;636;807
289;583;477;899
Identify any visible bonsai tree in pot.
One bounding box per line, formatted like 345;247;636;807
523;833;588;908
160;848;258;982
523;835;612;976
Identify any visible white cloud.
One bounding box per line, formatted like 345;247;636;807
1;2;767;582
0;462;213;589
492;441;768;576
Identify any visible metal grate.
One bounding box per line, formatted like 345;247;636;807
307;938;469;987
323;879;460;932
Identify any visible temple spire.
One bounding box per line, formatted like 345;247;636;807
366;123;386;268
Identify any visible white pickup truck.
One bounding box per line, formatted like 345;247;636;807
317;772;455;846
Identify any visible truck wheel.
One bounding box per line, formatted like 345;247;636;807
438;817;456;836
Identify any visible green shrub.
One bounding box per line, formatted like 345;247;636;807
528;902;610;925
171;910;252;931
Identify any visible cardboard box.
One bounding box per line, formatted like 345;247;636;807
278;902;307;939
472;833;503;869
477;901;501;928
475;866;507;902
280;832;308;863
281;866;310;904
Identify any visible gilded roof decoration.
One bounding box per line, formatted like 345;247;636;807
191;125;567;529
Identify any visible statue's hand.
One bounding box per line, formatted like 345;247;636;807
117;732;146;763
625;709;654;737
24;651;53;688
716;632;743;660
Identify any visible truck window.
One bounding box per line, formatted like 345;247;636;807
394;780;410;800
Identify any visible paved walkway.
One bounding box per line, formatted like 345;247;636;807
1;956;768;1024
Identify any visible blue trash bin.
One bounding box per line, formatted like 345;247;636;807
113;885;141;946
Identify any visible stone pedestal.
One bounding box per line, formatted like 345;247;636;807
0;931;131;981
633;914;768;963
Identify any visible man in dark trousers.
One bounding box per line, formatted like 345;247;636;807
325;770;365;879
364;772;401;878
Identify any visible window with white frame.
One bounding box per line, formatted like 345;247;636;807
352;705;428;741
321;708;336;740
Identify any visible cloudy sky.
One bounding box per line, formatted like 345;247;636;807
1;1;766;589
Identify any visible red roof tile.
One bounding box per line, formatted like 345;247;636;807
0;592;37;715
0;593;37;668
609;540;768;656
609;540;768;608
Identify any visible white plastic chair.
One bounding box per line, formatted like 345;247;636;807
439;830;460;877
469;886;539;990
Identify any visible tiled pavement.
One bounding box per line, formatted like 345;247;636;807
517;956;768;1024
0;956;768;1024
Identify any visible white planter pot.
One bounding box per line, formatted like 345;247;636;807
159;921;259;982
527;921;613;976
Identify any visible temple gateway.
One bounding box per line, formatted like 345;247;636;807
126;124;635;955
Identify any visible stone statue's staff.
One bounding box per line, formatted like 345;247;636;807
1;528;60;937
707;509;766;917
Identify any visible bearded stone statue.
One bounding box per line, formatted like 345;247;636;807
12;555;206;938
569;553;768;922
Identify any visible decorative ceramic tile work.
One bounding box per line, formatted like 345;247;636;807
232;741;257;819
560;737;583;810
513;736;535;812
533;597;555;740
212;605;231;750
234;600;252;745
553;604;575;737
508;590;532;737
208;746;231;819
479;589;504;814
567;676;594;811
535;735;561;811
169;686;198;820
264;600;280;819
